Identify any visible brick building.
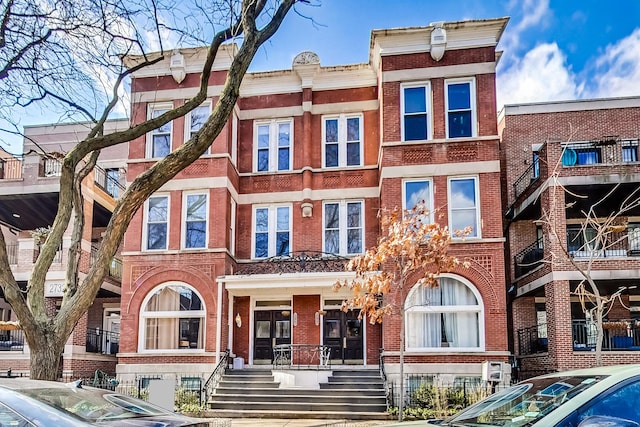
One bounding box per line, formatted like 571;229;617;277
117;17;510;387
0;120;128;378
500;97;640;379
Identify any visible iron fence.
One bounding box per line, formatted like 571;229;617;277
513;238;544;278
0;328;24;351
85;328;119;354
516;324;547;356
572;319;640;351
272;344;332;369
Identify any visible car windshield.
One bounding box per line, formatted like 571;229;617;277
443;375;607;426
19;386;172;422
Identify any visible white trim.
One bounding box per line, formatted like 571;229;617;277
181;191;209;250
251;204;292;259
401;82;433;142
146;103;174;159
142;194;170;251
447;175;481;239
500;96;640;117
253;119;293;173
321;113;364;168
137;282;206;354
445;77;477;139
405;273;485;353
229;199;237;256
322;200;364;256
217;279;224;363
231;111;238;166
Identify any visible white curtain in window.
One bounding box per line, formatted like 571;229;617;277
441;277;478;347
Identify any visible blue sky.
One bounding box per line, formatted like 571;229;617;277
251;0;640;108
4;0;640;153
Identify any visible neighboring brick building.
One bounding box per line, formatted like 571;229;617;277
500;97;640;379
0;120;128;378
118;17;510;387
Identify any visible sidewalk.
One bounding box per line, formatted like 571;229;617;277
223;419;392;426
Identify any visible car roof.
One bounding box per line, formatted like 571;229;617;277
0;378;95;391
535;364;640;380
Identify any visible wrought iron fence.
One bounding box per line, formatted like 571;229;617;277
516;324;548;356
561;138;640;167
567;226;634;258
572;319;640;351
0;328;24;351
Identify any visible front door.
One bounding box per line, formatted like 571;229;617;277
253;310;291;362
323;309;363;364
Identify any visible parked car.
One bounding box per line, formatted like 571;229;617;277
0;377;213;426
387;364;640;426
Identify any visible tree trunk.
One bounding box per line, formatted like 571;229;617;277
594;304;604;367
26;329;66;381
398;307;405;422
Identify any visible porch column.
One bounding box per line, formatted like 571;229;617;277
545;280;572;371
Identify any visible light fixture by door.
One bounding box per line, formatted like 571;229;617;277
235;313;242;328
281;310;291;317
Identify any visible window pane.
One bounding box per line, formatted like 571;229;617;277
152;135;170;158
190;106;209;134
186;194;206;221
404;115;428;141
152;109;170;133
347;229;362;253
325;230;339;254
186;221;206;248
277;207;289;230
257;149;269;172
404;87;426;114
405;181;430;210
325;119;338;143
278;147;290;170
276;231;289;256
623;146;638;162
147;224;167;249
325;144;338;167
257;125;270;148
278;123;290;147
255;208;268;232
325;204;339;229
347;202;361;227
347;142;360;166
452;209;477;236
447;83;471;110
448;111;472;138
450;179;476;208
255;232;268;258
148;197;168;222
275;321;290;338
347;117;360;141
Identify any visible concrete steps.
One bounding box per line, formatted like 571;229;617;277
208;368;389;420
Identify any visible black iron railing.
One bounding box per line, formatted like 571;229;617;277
86;328;119;354
567;227;635;258
203;349;230;404
90;245;122;281
572;319;640;351
561;138;640;167
0;328;24;351
513;158;540;200
514;238;544;278
516;324;547;356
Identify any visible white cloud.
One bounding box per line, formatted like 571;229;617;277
586;28;640;99
497;43;581;108
501;0;551;64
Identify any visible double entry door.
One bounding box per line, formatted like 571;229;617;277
323;309;363;363
253;310;291;362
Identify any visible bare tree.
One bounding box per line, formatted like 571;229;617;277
537;146;640;366
0;0;308;380
334;204;467;421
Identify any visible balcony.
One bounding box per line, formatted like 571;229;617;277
513;158;540;200
0;158;22;180
517;320;640;356
90;245;122;282
6;244;17;265
86;328;119;355
94;165;124;199
514;238;544;278
561;138;640;167
567;225;640;258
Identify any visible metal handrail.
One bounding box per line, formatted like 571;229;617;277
513;237;544;278
203;349;230;404
272;344;331;369
379;348;392;411
513;158;539;200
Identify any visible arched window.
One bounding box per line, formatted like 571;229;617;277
405;275;484;351
139;283;205;351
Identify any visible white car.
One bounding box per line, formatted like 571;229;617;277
388;364;640;427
